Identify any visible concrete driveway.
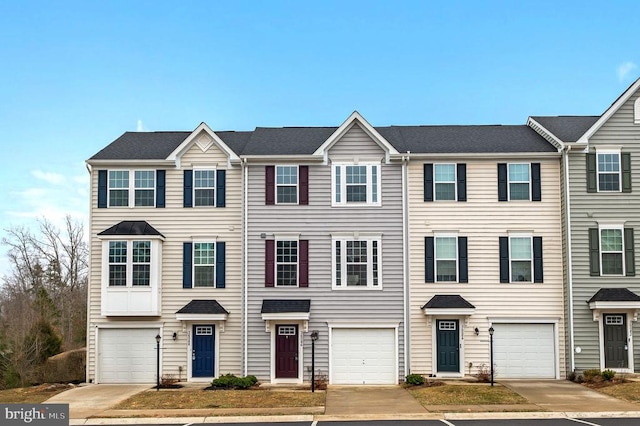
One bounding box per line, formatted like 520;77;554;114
325;385;429;416
44;384;152;419
502;380;640;412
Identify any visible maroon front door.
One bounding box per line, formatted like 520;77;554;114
275;325;298;378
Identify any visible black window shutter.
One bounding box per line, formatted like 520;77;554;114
265;166;275;205
498;163;507;201
156;170;166;208
299;166;309;205
531;163;541;201
586;154;597;193
424;164;433;202
216;242;226;288
183;170;193;208
183;242;193;288
98;170;107;208
499;236;509;283
533;236;543;283
457;163;467;202
458;236;468;283
425;237;434;282
589;228;600;276
622;153;632;193
625;228;635;276
216;170;226;207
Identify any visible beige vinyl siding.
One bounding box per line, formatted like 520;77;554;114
246;124;406;382
568;89;640;372
408;157;565;377
87;139;243;382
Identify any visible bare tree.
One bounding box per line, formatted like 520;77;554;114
0;216;87;387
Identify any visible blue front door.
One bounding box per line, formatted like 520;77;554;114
193;325;215;377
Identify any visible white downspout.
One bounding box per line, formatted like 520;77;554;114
402;152;410;376
243;158;249;376
564;145;576;372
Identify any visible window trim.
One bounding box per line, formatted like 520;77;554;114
332;233;382;289
193;240;217;287
596;149;622;193
331;162;381;207
507;163;531;201
107;169;157;208
275;165;299;205
193;168;216;207
434;234;458;283
509;234;533;283
434;163;457;201
275;237;300;287
599;225;625;276
101;237;162;288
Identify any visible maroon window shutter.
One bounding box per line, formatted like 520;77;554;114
265;166;275;205
265;240;275;287
299;166;309;205
299;240;309;287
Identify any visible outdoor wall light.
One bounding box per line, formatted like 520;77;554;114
474;327;479;336
172;332;177;341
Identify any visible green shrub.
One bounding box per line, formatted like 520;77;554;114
567;371;577;382
602;369;616;381
211;373;258;389
405;374;425;386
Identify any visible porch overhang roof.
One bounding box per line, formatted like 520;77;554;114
261;299;311;321
422;294;476;316
588;288;640;310
175;299;229;321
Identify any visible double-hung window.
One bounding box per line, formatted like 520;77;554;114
424;235;468;283
194;169;216;207
497;163;541;201
434;164;456;200
276;166;298;204
597;152;621;192
276;240;298;286
193;242;215;286
107;170;156;207
499;235;543;283
333;234;381;289
589;226;635;277
333;163;381;206
508;164;530;200
107;240;152;286
435;236;458;281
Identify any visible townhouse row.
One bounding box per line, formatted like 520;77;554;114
85;79;640;385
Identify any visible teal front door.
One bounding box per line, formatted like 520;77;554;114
437;320;459;373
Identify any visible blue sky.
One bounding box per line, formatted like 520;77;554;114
0;0;639;277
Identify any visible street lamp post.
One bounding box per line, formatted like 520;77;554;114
155;334;161;391
488;326;494;387
310;331;319;392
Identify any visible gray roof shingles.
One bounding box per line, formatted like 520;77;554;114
530;116;599;142
421;294;475;310
98;221;164;237
89;123;560;160
587;288;640;303
176;299;229;315
261;299;311;314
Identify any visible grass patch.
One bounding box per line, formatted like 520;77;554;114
588;380;640;403
409;384;528;406
115;389;325;410
0;384;72;404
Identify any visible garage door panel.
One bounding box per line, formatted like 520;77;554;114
493;323;555;379
98;328;158;383
331;328;396;385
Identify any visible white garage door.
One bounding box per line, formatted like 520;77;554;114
331;328;396;385
493;323;556;379
98;328;159;383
